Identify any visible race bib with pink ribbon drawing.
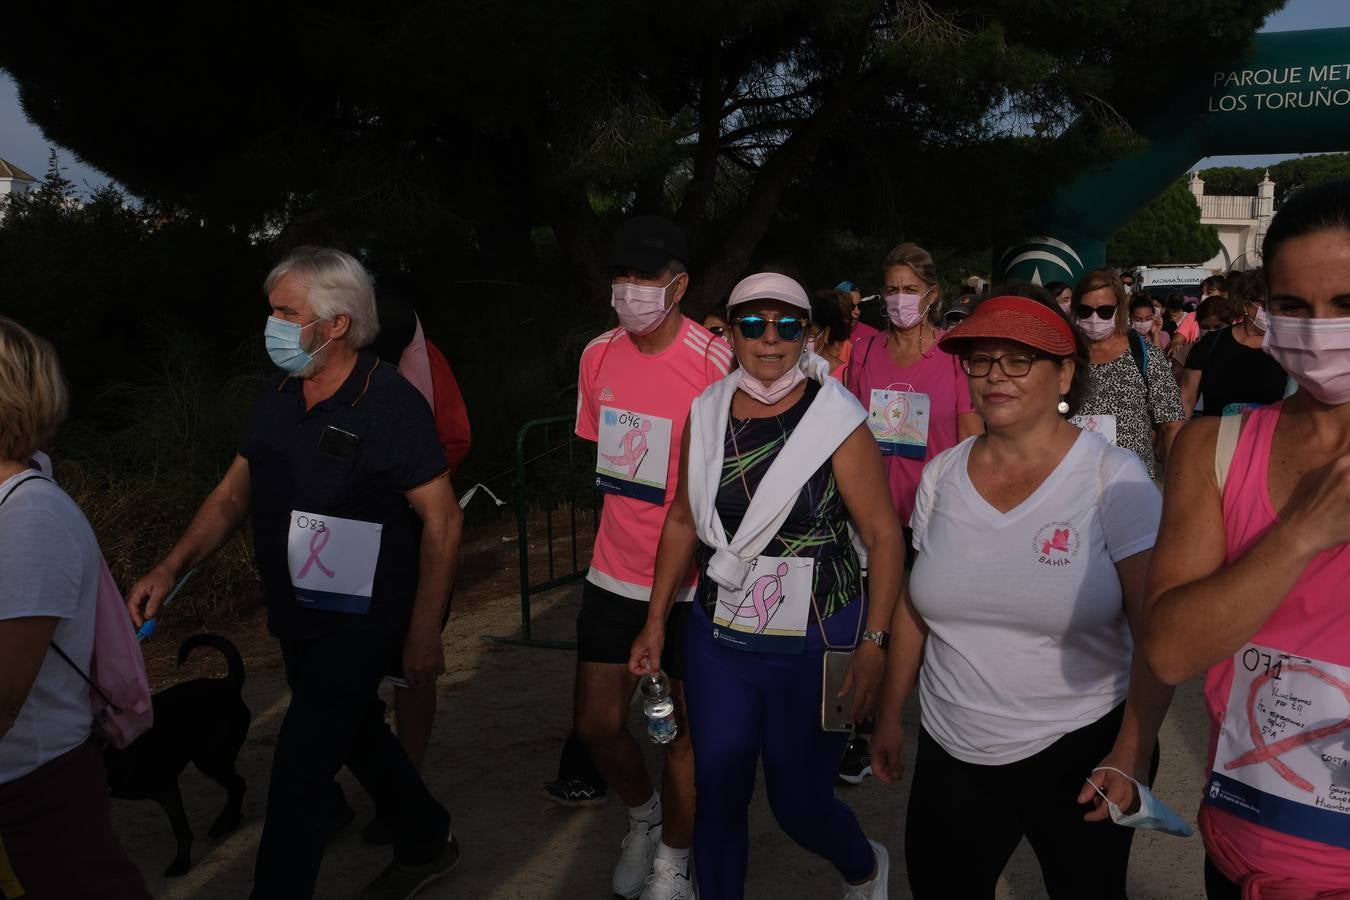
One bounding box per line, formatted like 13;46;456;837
595;407;673;505
287;510;383;615
867;388;930;459
1205;643;1350;848
712;556;815;653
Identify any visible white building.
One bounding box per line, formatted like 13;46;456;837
0;157;36;199
1188;171;1275;272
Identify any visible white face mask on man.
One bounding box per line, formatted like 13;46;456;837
611;276;679;335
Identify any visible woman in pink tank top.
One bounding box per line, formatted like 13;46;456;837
1142;180;1350;899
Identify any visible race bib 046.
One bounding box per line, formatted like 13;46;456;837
287;510;383;615
595;407;673;505
868;389;930;459
712;556;815;654
1205;643;1350;849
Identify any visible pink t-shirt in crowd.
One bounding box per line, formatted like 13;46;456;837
1177;312;1200;343
846;330;974;525
1201;402;1350;894
576;318;733;600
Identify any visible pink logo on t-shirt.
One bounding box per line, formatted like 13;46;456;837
599;387;614;401
1031;522;1080;566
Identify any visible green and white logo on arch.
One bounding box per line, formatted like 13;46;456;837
997;27;1350;285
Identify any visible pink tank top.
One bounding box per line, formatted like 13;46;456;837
1201;402;1350;898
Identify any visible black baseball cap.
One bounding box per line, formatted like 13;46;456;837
943;293;977;325
603;215;689;274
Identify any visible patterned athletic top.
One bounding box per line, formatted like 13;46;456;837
1078;343;1184;478
694;381;864;632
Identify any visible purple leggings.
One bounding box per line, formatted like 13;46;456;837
683;604;875;899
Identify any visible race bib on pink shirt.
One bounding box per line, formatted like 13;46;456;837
1205;643;1350;848
595;407;673;505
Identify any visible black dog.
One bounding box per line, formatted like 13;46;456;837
105;634;251;877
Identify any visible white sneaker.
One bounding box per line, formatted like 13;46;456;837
639;858;695;900
840;839;889;900
613;818;663;898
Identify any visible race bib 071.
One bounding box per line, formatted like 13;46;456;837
1205;643;1350;849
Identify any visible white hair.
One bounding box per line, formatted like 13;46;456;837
264;247;380;349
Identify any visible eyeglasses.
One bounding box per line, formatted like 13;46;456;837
734;315;806;342
1075;304;1117;321
960;352;1043;378
706;325;726;336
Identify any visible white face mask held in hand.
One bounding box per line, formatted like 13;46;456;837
1085;766;1193;837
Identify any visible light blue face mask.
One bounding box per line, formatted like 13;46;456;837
1086;766;1193;837
264;316;330;373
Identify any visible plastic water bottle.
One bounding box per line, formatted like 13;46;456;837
641;672;678;744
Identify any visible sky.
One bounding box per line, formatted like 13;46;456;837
1;0;1349;195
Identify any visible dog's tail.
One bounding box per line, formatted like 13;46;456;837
177;634;245;693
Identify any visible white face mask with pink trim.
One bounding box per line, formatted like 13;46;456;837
1263;314;1350;405
611;276;678;336
737;366;805;405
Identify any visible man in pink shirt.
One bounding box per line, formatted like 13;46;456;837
572;216;732;900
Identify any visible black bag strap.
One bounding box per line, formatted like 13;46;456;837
1126;330;1157;428
0;472;118;711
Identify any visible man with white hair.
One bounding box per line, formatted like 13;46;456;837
128;247;460;900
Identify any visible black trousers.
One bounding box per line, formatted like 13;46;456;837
250;632;450;899
1204;857;1241;899
905;703;1160;899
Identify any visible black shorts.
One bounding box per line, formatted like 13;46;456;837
576;581;690;681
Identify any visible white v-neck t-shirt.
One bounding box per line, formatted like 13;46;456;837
908;431;1161;765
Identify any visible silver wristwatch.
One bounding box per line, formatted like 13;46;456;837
861;630;890;650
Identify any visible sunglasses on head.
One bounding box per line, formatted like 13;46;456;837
734;315;806;342
1075;304;1117;321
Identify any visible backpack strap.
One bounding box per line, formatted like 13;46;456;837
1214;411;1243;494
0;472;121;713
0;474;47;507
1127;330;1157;428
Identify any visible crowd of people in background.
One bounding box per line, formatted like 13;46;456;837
2;180;1348;900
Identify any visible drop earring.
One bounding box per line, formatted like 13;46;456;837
1057;396;1070;415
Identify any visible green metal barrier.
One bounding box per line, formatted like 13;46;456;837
480;415;596;650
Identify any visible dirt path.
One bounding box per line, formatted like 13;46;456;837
114;564;1215;900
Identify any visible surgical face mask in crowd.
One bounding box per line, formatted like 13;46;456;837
885;288;933;330
264;316;330;374
1059;299;1072;315
737;364;805;405
611;276;679;336
1085;768;1193;837
1250;304;1270;333
1131;319;1154;336
1078;314;1118;342
1263;313;1350;405
1122;282;1134;295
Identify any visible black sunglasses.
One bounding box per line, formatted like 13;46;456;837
1075;304;1118;321
734;315;806;342
706;325;726;336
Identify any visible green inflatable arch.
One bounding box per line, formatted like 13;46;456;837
997;27;1350;285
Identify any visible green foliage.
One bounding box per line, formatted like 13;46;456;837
1107;178;1221;267
1199;152;1350;206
